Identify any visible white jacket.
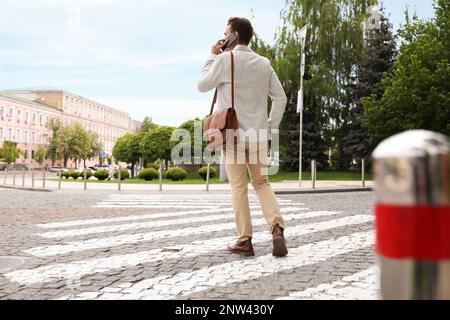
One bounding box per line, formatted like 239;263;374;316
197;44;287;142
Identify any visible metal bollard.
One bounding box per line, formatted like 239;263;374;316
118;165;121;191
159;163;163;192
58;169;62;189
22;168;25;187
83;168;87;191
31;168;35;187
362;159;366;188
13;168;16;186
373;130;450;300
3;168;7;185
311;160;316;189
206;163;210;192
42;169;46;188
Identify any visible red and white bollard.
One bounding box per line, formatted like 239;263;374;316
373;130;450;299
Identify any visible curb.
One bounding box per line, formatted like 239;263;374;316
275;187;373;195
0;185;53;192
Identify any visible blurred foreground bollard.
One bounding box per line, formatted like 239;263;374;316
373;130;450;300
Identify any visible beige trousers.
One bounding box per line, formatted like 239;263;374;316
223;141;286;242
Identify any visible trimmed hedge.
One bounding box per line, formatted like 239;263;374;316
198;166;217;181
113;169;129;180
138;168;159;181
62;171;71;179
94;169;109;181
165;167;187;181
70;171;81;179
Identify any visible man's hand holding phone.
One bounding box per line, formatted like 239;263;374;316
211;33;237;55
211;38;228;55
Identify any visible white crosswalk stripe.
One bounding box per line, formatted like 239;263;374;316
24;210;343;257
57;231;374;300
5;215;372;285
36;207;311;239
36;206;263;229
276;266;380;300
2;193;376;300
91;194;296;208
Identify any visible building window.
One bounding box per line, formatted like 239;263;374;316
31;131;35;144
16;128;20;142
9;107;13;118
32;113;36;123
24;130;28;144
25;112;29;123
40;114;43;125
8;128;13;140
0;106;4;117
31;150;35;159
17;109;21;122
0;127;3;140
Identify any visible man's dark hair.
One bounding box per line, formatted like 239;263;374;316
227;17;254;45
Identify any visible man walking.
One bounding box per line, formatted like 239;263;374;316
197;17;288;257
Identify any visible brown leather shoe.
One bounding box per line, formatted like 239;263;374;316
272;224;288;257
228;239;255;257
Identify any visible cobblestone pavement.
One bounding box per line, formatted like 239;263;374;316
0;188;379;300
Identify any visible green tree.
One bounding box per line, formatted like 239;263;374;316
82;131;102;168
112;132;143;177
66;123;90;168
171;118;205;164
46;117;63;166
343;11;397;169
139;126;175;164
363;0;450;141
35;145;48;166
252;0;377;171
140;116;158;132
0;141;20;164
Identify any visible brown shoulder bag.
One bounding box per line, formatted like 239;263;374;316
203;51;239;149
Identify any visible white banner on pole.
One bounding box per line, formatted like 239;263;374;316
297;89;303;113
299;24;308;48
301;53;306;76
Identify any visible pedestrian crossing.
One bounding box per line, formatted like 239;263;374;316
1;193;378;300
276;266;380;300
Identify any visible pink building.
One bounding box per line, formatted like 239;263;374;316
0;87;142;169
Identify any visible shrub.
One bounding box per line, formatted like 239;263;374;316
94;169;109;181
62;171;71;179
113;169;129;180
165;167;187;181
146;163;160;170
138;168;159;181
198;166;217;181
81;171;93;179
70;171;81;179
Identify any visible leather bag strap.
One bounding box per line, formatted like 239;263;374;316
209;51;235;115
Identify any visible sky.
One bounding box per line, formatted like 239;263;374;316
0;0;436;126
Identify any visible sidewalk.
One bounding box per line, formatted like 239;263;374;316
0;177;373;192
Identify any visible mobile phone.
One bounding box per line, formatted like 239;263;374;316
221;33;237;51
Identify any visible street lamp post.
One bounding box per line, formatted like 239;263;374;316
298;24;308;188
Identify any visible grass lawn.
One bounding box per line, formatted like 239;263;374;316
50;170;372;184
